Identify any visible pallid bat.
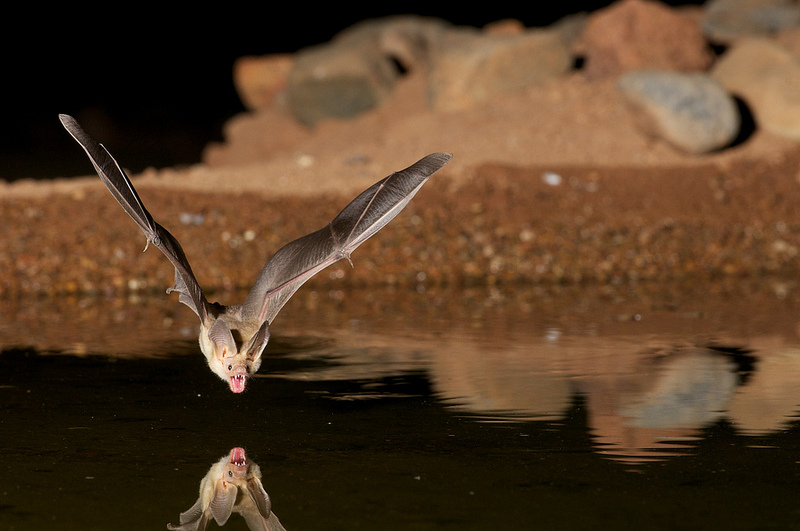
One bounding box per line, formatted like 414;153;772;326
59;114;451;393
168;447;285;531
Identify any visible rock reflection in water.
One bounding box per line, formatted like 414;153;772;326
580;344;748;463
168;447;285;531
576;339;800;462
268;320;800;464
425;332;752;462
6;284;800;466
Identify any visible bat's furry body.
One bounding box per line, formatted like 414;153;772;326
167;447;285;531
59;114;451;392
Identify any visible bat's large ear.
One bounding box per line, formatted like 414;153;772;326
209;478;237;526
208;318;237;359
246;476;272;519
245;322;270;364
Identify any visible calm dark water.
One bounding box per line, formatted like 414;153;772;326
2;281;800;530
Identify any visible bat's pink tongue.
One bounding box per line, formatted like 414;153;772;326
230;447;247;466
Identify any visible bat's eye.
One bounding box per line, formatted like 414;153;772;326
227;364;232;371
228;470;233;477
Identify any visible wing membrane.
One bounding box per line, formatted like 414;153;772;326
59;114;210;321
243;152;451;324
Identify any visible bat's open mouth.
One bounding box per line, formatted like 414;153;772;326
230;373;247;393
230;447;247;467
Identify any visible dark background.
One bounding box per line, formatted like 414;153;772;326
3;3;701;181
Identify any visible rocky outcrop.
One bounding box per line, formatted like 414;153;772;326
222;0;800;163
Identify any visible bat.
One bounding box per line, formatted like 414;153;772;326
167;447;285;531
59;114;451;392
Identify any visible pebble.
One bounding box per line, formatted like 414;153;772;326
541;172;562;186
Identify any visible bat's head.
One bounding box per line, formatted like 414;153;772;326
168;447;271;530
221;446;249;480
200;318;270;393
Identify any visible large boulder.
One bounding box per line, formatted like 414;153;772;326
286;16;449;126
581;0;712;79
702;0;800;43
233;54;293;112
428;26;573;112
712;37;800;141
618;70;740;154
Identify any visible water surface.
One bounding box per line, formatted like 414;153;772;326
2;280;800;529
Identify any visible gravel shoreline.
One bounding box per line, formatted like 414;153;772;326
4;148;800;302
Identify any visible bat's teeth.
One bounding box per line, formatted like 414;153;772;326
230;373;248;393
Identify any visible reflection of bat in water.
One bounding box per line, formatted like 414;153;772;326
59;114;451;393
168;447;285;531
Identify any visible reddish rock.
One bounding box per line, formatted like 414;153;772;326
775;25;800;59
233;54;294;112
482;18;527;36
581;0;713;79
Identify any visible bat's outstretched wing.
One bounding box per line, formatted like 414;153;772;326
242;152;451;325
59;114;210;321
167;497;208;531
